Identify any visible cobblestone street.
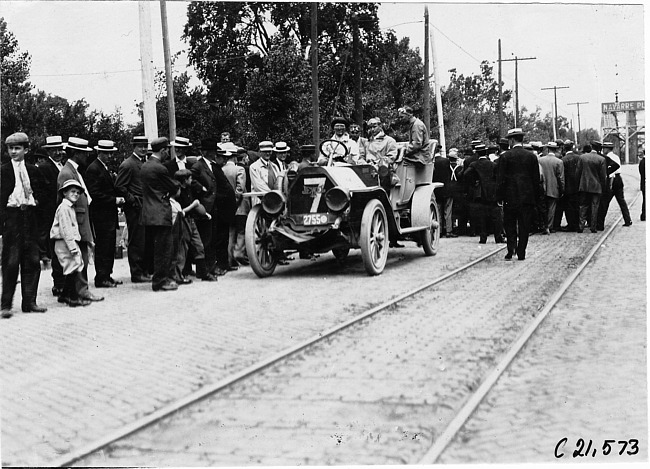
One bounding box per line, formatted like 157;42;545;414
1;166;645;466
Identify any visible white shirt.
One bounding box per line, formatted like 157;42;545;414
7;159;36;207
175;157;187;170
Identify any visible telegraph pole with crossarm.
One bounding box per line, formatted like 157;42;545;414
499;55;536;127
541;85;570;140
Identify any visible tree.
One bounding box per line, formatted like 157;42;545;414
1;17;32;136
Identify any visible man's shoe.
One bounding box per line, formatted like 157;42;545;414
81;293;104;302
225;265;239;271
389;241;405;248
109;278;123;285
445;232;458;238
623;221;633;227
504;252;513;260
590;229;598;233
175;277;193;285
517;255;525;261
68;298;91;307
199;273;218;282
1;309;13;319
22;303;47;313
541;229;550;235
52;286;64;297
58;296;71;305
479;237;487;244
494;237;506;244
153;281;178;292
211;267;228;276
95;280;117;288
131;276;151;283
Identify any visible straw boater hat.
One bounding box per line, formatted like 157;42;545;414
273;142;290;153
259;141;273;151
602;141;615;149
169;136;192;147
131;136;149;146
506;128;525;138
59;179;84;194
44;136;64;148
218;142;239;153
94;139;118;152
546;141;559;150
66;137;92;152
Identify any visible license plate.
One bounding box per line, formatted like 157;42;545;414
302;213;329;225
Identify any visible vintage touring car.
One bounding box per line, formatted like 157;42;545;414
244;139;442;277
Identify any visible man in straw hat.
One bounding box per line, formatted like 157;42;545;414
57;137;105;303
86;139;125;288
115;135;151;283
1;132;48;317
496;128;540;261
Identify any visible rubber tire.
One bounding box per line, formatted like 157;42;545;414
359;200;389;276
245;205;278;278
420;200;441;256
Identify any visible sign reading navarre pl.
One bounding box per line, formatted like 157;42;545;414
602;100;645;113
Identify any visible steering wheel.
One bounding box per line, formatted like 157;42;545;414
319;139;350;166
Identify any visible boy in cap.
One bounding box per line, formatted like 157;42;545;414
50;180;91;307
1;133;48;317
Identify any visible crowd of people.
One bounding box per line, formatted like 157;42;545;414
0;106;643;318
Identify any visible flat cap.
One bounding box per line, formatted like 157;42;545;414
5;132;29;146
151;137;170;152
174;169;192;180
330;116;349;129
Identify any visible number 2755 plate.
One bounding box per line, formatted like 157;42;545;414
302;213;329;225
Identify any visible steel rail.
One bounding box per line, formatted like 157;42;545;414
51;244;507;467
418;192;642;464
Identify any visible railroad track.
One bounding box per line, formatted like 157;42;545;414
53;193;640;466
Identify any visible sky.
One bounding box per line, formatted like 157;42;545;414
1;1;646;136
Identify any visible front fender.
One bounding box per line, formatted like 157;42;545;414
348;188;398;234
411;183;441;228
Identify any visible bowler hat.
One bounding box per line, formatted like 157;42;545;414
94;139;118;152
67;137;92;152
59;179;84;193
151;137;170;152
44;136;64;148
131;136;149;146
5;132;29;146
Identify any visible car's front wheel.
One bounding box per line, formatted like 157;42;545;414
359;200;389;275
245;205;278;278
420;200;440;256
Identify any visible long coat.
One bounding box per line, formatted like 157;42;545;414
433;155;451;199
190;157;217;214
496;145;540;206
464;157;499;202
85;158;119;225
577;151;607;194
140;156;179;226
57;161;94;242
539;154;565;198
114;153;144;209
212;162;237;224
562;151;581;195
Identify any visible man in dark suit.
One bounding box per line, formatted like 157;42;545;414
576;143;607;233
464;148;504;244
496;128;540;260
164;136;193;175
57;137;105;303
1;133;48;317
561;140;581;231
86;140;125;288
38;136;67;296
115;136;151;283
211;148;238;275
191;138;218;273
140;137;180;291
433;148;455;237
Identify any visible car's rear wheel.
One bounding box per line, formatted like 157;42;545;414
245;205;278;278
359;200;389;275
332;248;350;261
420;200;440;256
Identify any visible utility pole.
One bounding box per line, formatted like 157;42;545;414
541;85;569;140
497;40;503;137
567;101;588;139
311;3;319;149
138;1;158;140
423;6;430;132
500;55;536;126
351;13;362;127
160;0;176;148
429;24;445;156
